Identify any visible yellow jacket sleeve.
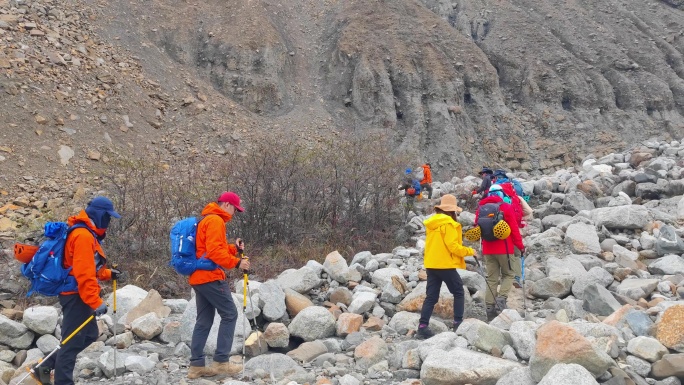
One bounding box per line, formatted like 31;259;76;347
442;224;475;258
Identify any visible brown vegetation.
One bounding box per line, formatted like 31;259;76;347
101;132;409;297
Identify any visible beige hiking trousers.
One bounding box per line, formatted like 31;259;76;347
484;249;522;305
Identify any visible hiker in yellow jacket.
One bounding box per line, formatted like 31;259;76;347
416;194;476;339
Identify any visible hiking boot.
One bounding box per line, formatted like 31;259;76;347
211;361;242;376
415;325;434;340
513;276;522;289
496;296;508;311
486;305;498;321
452;320;462;332
30;364;52;385
187;365;218;379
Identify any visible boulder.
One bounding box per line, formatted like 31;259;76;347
615;279;659;301
284;288;313;317
288;306;336;341
648;254;684;275
105;285;148;320
276;266;322;293
353;336;388;370
591;205;650;230
22;306;59;335
651;354;684;379
336;313;363;337
130;312;162;340
263;322;290;348
537;363;599;385
371;268;407;289
460;319;513;354
529;276;574;299
655;305;684;352
529;321;614;381
655;225;684;256
582;284;623;316
348;291;378;314
565;223;601;255
125;289;171;324
287;340;327;363
257;280;287;321
243;353;306;381
420;347;521;385
626;336;669;362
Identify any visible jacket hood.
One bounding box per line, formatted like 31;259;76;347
201;202;233;222
479;195;504;205
67;209;106;237
424;213;460;231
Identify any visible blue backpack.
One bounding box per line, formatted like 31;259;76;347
21;222;91;297
169;216;219;275
511;179;524;197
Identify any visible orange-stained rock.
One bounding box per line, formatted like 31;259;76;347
362;316;385;331
529;320;614;382
284;288;313;317
656;305;684;351
328;304;343;320
336;312;363;337
353;335;388;370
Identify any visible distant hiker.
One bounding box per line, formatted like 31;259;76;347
474;185;524;319
420;163;433;199
473;167;494;195
399;168;422;199
188;191;250;379
36;197;122;385
416;194;476;339
491;169;525;228
519;195;534;223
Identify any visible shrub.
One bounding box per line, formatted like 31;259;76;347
102;132;410;297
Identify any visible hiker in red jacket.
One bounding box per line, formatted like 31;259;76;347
474;185;525;319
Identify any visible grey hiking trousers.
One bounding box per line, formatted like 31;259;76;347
190;280;238;367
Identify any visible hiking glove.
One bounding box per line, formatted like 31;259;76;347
110;268;126;283
94;303;108;316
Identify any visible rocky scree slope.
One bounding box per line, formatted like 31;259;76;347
0;138;683;385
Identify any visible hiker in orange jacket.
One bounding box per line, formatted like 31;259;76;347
36;197;122;385
188;191;250;379
420;163;433;199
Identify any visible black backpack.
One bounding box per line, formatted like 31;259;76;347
477;202;504;241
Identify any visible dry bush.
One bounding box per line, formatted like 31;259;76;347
101;133;409;296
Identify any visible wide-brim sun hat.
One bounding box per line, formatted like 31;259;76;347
434;194;462;213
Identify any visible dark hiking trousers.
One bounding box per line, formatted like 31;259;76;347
419;268;465;325
190;280;238;367
43;294;98;385
420;183;433;199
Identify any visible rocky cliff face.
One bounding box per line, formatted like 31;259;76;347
1;0;684;187
88;0;684;178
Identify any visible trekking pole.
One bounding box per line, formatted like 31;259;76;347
521;253;527;318
112;265;118;379
246;270;262;351
241;252;248;379
18;315;95;384
473;255;501;313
